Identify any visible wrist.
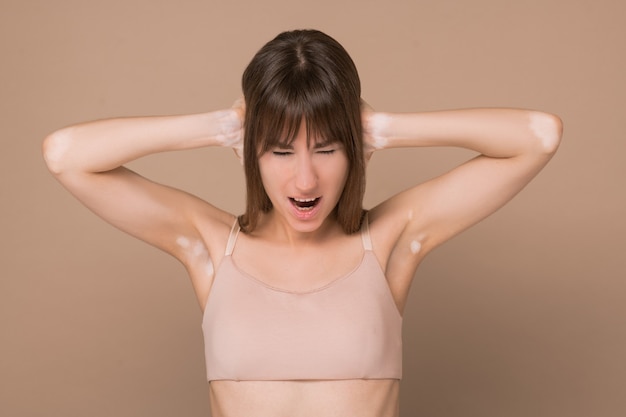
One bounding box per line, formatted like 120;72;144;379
203;109;243;148
364;112;393;151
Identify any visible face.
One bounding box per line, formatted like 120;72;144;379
258;122;349;235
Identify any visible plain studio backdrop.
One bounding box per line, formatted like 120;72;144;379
1;0;624;416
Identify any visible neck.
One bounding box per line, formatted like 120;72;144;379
255;210;342;248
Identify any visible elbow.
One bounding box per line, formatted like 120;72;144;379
528;111;563;156
42;128;73;175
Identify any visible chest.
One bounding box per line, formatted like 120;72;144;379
230;235;364;293
202;252;403;381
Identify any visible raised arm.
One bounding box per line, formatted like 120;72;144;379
42;106;243;263
364;108;563;310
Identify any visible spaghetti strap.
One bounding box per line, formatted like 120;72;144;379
224;219;241;256
360;213;373;251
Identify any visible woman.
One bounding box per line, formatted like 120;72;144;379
43;29;562;417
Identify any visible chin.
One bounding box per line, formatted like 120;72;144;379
287;216;327;233
283;208;334;234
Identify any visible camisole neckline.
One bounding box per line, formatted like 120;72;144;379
223;218;375;295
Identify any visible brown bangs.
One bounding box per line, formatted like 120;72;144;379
253;90;352;155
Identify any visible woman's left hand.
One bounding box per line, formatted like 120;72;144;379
361;100;389;164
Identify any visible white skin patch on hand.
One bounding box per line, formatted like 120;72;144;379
210;109;243;148
365;113;391;150
529;112;559;150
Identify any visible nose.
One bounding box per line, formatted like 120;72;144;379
294;153;317;192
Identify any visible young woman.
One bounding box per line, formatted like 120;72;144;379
43;29;562;417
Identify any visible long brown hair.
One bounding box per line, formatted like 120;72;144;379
239;29;365;234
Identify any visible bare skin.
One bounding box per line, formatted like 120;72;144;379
43;102;562;416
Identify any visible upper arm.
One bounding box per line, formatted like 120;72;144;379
377;114;562;255
48;163;232;263
405;150;553;249
369;115;561;312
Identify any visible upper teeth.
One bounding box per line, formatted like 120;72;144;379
293;198;317;202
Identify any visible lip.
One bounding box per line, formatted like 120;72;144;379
288;196;322;220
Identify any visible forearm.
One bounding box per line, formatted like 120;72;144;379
367;108;562;158
43;109;241;174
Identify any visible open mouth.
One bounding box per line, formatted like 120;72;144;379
289;197;321;211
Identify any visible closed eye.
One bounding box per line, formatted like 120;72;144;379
272;150;293;156
316;149;336;155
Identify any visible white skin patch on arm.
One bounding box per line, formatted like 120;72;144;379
406;211;424;255
529;112;560;151
191;240;206;257
176;236;191;250
176;236;213;276
44;129;72;173
364;113;391;150
205;258;215;278
409;240;422;255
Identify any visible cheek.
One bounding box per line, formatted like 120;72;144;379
336;155;350;182
258;158;285;195
338;165;349;189
323;158;349;191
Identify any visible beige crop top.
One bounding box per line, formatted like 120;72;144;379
201;217;403;381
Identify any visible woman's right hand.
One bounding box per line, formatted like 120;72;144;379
226;98;245;163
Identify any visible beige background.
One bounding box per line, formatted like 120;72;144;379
2;0;625;416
